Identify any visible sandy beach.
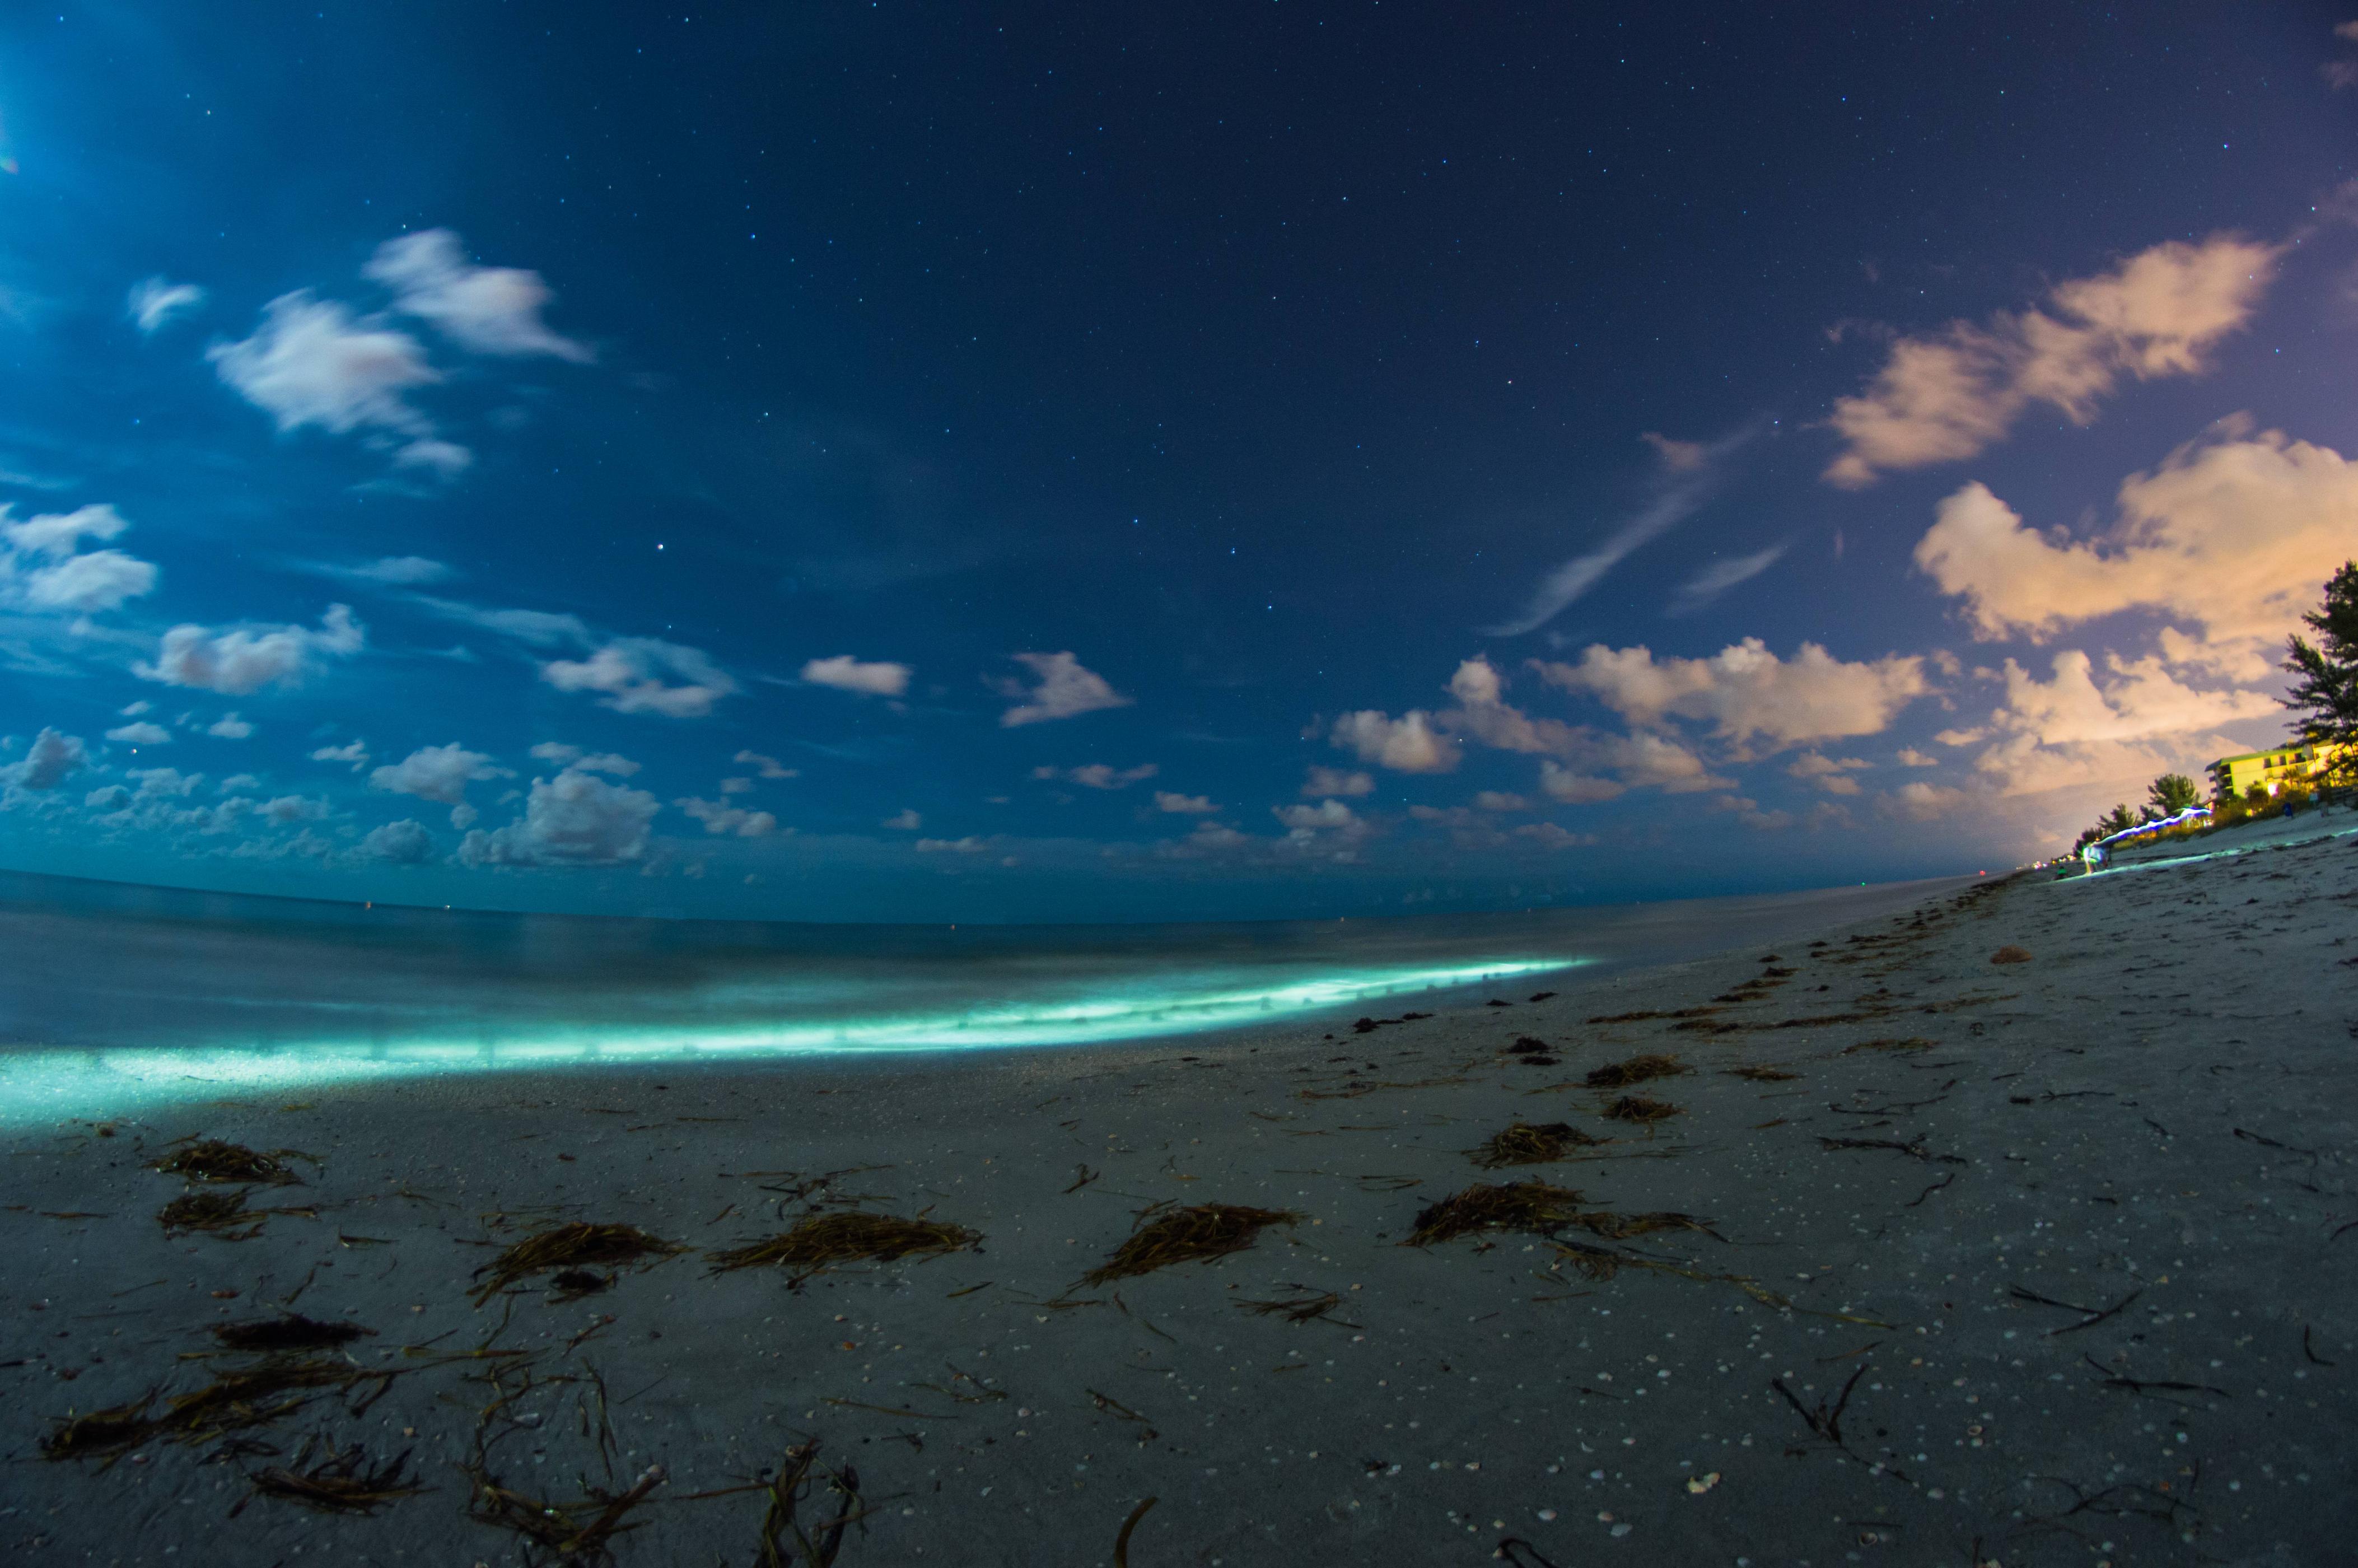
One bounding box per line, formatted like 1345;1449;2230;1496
6;820;2355;1567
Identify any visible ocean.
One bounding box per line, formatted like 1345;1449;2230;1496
0;869;1964;1122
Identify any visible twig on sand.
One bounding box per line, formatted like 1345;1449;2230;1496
1818;1136;1964;1165
2009;1285;2141;1335
1112;1496;1158;1568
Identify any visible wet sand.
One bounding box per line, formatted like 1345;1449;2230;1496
5;822;2354;1566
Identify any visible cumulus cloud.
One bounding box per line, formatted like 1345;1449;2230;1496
459;766;661;866
363;229;591;361
335;555;452;585
415;598;589;647
996;651;1130;727
881;808;922;830
1787;752;1870;795
1711;794;1797;832
1300;766;1374;798
1913;425;2358;676
801;655;911;697
1881;780;1971;822
1515;822;1598;850
105;721;170;746
1824;234;2280;486
207;713;253;739
0;503;160;615
541;638;736;718
1273;799;1362;833
1954;649;2276;796
258;794;328;825
1483;427;1753;636
128;766;202;799
734;749;797;780
916;836;988;853
394;438;473;478
127;277;205;334
529;745;639;776
676;796;778;837
218;773;259;793
1154;790;1218;814
1668;542;1787;615
1036;762;1158;790
1534;638;1927;753
370;742;510;806
1472;791;1528;811
358;818;434;864
1896;748;1939;767
209;292;441;437
311;739;370;771
137;604;364;694
1329;709;1459;773
1;728;86;791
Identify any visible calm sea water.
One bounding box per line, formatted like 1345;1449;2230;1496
0;870;1963;1122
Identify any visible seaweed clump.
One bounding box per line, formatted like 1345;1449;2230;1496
1406;1180;1587;1246
213;1313;375;1353
471;1223;683;1305
39;1397;158;1463
1723;1065;1797;1082
708;1211;979;1281
1584;1053;1688;1089
1085;1203;1297;1285
151;1138;308;1186
238;1437;424;1516
1603;1094;1683;1125
1471;1121;1601;1168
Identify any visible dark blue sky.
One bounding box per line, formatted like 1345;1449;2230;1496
1;3;2353;920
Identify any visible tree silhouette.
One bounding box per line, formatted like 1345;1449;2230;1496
2146;773;2200;816
2284;561;2358;783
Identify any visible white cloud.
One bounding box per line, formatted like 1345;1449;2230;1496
1955;650;2276;797
1153;790;1218;814
128;766;203;799
1300;766;1374;798
1273;799;1361;832
720;777;753;795
106;721;171;746
882;808;922;830
259;794;328;825
1710;794;1796;831
916;836;988;853
1;728;86;791
1038;762;1158;790
1472;791;1528;811
677;796;778;837
311;739;370;771
218;773;259;793
1329;709;1459;773
801;655;912;697
209;292;440;436
1669;543;1787;615
734;749;797;780
1881;781;1971;822
1896;748;1939;767
127;277;205;334
340;556;452;585
1483;427;1752;636
459;766;661;866
207;713;253;740
370;742;510;806
529;742;581;767
1913;425;2358;677
1515;822;1598;850
118;700;152;717
363;229;591;361
138;604;364;694
1825;234;2280;486
394;438;474;478
415;598;589;647
358;818;434;864
997;651;1129;727
1538;759;1626;804
0;503;160;615
1535;638;1927;752
1787;751;1870;795
541;637;736;718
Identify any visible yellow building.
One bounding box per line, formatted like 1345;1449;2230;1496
2207;741;2348;800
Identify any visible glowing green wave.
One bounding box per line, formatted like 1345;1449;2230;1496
0;957;1577;1125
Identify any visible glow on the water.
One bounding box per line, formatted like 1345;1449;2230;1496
0;956;1577;1124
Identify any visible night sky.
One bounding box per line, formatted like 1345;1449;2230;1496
2;3;2354;921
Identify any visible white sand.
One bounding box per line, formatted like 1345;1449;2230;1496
5;820;2354;1566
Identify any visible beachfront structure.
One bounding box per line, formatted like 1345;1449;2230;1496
2208;741;2348;800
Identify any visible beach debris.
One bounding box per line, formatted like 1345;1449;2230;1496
1113;1496;1159;1568
38;1396;158;1463
2010;1284;2142;1335
212;1313;375;1354
162;1356;399;1445
1235;1288;1360;1328
1989;945;2033;964
746;1441;860;1567
1584;1054;1688;1088
1088;1387;1159;1441
1586;1005;1721;1024
1470;1121;1603;1168
470;1222;684;1305
150;1138;310;1186
1085;1202;1298;1284
1496;1541;1570;1568
1603;1094;1683;1124
466;1456;667;1566
1685;1471;1721;1494
1723;1065;1797;1082
1818;1135;1963;1165
235;1435;423;1516
156;1188;316;1240
1508;1036;1552;1056
550;1268;618;1300
1527;991;1557;1002
1351;1012;1427;1033
1407;1180;1586;1245
707;1211;980;1285
1842;1037;1934;1054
